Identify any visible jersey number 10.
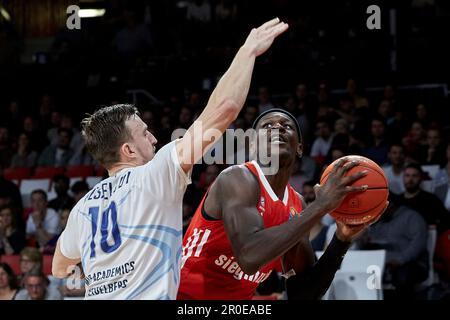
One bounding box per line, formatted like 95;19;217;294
89;201;122;258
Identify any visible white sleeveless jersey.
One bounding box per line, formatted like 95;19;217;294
59;141;191;300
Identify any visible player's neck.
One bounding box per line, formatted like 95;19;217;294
108;161;139;176
265;165;294;200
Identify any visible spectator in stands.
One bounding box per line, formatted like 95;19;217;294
22;116;47;152
10;132;38;168
416;128;446;166
26;190;60;248
0;164;23;212
15;268;62;300
0;263;19;300
377;100;394;125
289;156;317;193
178;106;193;129
433;142;450;211
310;118;333;166
415;103;431;129
383;144;407;195
357;194;428;299
402;121;427;163
0;205;25;255
186;0;212;23
18;247;42;286
400;163;449;233
257;86;276;113
42;206;70;254
71;181;90;203
3;99;22;137
48;175;75;212
0;126;13;169
362;117;389;165
346;78;369;109
37;128;74;167
50;114;83;152
46;111;62;143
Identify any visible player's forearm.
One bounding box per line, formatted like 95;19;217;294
286;234;351;300
236;202;328;274
207;45;256;114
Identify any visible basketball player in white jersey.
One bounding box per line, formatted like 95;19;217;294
51;18;289;299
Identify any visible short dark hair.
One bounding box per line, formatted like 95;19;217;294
405;163;424;176
0;263;18;290
81;104;139;168
52;174;69;185
71;180;89;194
31;189;47;201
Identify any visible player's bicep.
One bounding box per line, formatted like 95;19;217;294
218;169;263;255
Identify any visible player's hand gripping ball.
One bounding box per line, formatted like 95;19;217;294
320;155;389;225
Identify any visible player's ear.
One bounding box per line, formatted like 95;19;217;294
296;142;303;158
120;142;135;160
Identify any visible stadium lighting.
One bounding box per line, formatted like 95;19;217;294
78;9;105;18
0;6;11;21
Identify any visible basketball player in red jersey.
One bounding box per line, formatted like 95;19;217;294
178;108;386;300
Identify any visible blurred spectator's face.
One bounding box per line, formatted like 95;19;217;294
40;95;52;116
331;149;345;161
9;101;19;114
54;179;69;196
161;116;170;129
73;189;89;203
403;168;422;193
0;208;13;228
384;85;394;100
31;193;47;212
388;146;405;166
411;122;424;141
334;120;348;134
60;209;70;230
316;122;330;138
20;256;38;274
190;93;201;106
426;130;440;148
339;99;353;113
244;106;257;125
58;131;71;149
142;111;154;127
302;185;316;204
296;84;307;99
258;87;270;104
0;127;9;143
416;104;427;119
25;276;46;300
23;117;34;132
60;116;73;130
378;100;391;118
18;133;29;149
371;120;385;138
179;108;192;126
50;112;61;126
346;79;356;95
204;165;219;186
0;267;9;289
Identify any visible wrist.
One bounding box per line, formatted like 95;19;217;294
239;45;257;58
334;232;352;245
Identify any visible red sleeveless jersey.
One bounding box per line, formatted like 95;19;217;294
177;161;303;300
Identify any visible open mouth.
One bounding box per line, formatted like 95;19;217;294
270;134;287;144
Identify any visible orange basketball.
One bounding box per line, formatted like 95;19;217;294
319;155;389;225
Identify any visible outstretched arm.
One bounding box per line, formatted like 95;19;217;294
216;158;369;275
176;18;289;173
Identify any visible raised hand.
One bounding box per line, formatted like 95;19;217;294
242;17;289;57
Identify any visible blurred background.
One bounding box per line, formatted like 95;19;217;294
0;0;449;301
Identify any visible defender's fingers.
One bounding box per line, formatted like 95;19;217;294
260;17;280;30
268;22;289;38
